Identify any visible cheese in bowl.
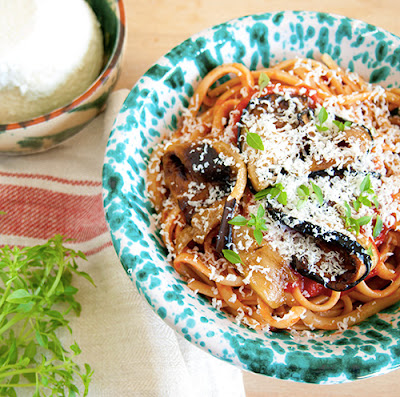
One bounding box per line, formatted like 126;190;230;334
0;0;104;124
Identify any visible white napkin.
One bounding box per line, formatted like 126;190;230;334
0;89;246;397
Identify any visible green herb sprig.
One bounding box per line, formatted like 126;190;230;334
295;182;324;209
254;183;287;206
332;119;352;131
0;235;94;397
228;204;268;245
353;174;379;211
343;201;372;235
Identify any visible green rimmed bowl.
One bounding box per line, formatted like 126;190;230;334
0;0;126;155
103;11;400;384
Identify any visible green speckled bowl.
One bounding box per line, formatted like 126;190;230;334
103;11;400;384
0;0;126;155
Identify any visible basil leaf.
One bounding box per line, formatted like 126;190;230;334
246;132;265;150
222;249;243;264
228;216;248;226
318;106;328;124
253;229;263;245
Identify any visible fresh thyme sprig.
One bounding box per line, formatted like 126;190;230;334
0;235;94;397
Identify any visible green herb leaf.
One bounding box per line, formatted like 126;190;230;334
246;132;265;151
311;183;324;205
318;106;328;124
357;215;373;226
258;72;270;91
297;184;310;200
6;289;32;304
360;174;371;193
343;201;352;218
277;191;287;205
222;249;243;264
296;199;307;210
253;229;263;245
315;106;329;132
228;215;248;226
256;203;265;219
373;215;383;239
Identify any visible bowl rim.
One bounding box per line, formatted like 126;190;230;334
103;10;400;384
0;0;126;131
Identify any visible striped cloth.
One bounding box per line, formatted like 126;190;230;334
0;90;246;397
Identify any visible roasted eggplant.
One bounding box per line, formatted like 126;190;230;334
267;208;372;291
162;140;247;253
162;141;232;223
238;93;373;190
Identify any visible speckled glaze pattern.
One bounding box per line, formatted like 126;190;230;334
0;0;126;155
102;11;400;384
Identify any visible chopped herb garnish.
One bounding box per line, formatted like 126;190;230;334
246;129;265;151
316;106;329;132
255;183;287;205
229;204;268;245
222;249;243;264
258;72;270;91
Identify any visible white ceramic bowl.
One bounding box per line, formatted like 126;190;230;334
0;0;126;155
103;11;400;384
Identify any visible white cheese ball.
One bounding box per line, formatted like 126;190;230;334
0;0;104;123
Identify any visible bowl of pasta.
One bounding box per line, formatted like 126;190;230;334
103;10;400;384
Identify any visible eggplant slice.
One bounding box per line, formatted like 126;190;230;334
238;93;373;190
162;141;232;223
267;208;372;291
162;140;247;253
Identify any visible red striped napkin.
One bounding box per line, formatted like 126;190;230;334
0;90;246;396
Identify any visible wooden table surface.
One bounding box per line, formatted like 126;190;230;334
115;1;400;395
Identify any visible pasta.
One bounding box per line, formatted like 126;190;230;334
147;54;400;331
